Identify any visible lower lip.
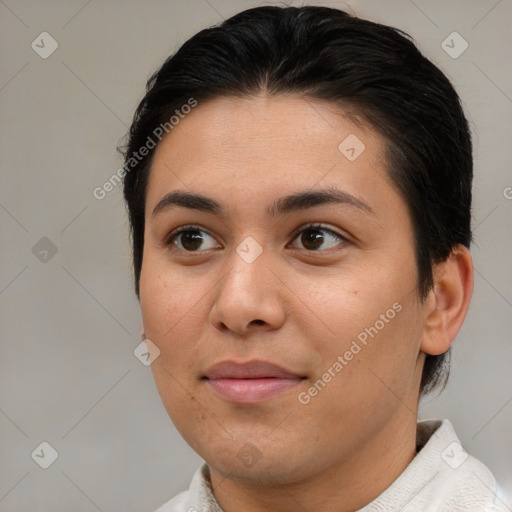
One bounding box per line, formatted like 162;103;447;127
206;378;303;403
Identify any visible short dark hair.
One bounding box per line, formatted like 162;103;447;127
120;5;473;397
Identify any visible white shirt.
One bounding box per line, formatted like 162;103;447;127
154;419;509;511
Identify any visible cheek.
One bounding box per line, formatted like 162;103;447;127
140;258;200;333
299;260;411;348
301;302;422;441
140;265;206;428
139;263;209;390
344;303;421;394
304;262;421;397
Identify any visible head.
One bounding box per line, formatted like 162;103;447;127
120;4;473;489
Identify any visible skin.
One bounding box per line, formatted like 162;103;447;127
139;95;473;512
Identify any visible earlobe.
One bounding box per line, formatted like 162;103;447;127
420;245;474;356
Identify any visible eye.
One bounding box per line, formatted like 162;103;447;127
165;225;220;252
165;223;348;254
288;223;348;251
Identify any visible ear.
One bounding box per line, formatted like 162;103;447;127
420;245;474;356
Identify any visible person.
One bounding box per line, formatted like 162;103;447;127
119;5;509;511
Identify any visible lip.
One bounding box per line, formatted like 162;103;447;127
203;360;305;404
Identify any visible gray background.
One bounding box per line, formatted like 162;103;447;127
0;0;511;510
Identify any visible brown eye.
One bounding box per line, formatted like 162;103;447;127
166;226;219;252
289;224;347;251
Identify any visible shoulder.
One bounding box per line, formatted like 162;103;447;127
424;451;503;510
360;419;508;511
150;463;221;512
407;419;506;511
152;490;189;512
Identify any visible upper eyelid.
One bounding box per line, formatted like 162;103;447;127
290;223;346;240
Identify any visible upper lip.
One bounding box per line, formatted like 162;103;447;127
204;360;304;380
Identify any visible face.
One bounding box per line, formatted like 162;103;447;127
140;95;428;485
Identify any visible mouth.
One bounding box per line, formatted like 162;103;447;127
203;360;306;404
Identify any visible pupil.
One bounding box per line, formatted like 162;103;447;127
303;229;323;250
182;231;203;250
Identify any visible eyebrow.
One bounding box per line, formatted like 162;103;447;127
151;186;375;219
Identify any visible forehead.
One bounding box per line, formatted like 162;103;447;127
151;95;381;164
145;95;401;222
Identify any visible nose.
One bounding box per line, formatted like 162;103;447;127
209;245;286;336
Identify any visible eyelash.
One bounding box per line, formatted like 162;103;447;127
164;223;349;253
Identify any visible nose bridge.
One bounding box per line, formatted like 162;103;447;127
224;234;268;297
210;234;286;333
235;235;265;266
